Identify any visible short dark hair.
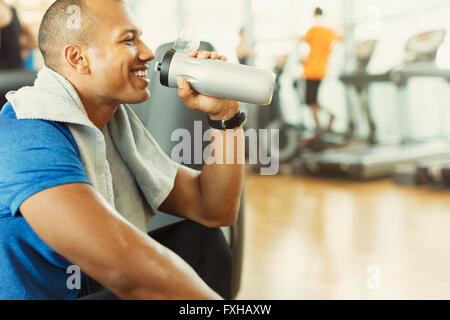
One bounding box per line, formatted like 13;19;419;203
314;7;323;16
38;0;104;71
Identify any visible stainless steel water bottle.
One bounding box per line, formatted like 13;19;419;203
154;49;276;106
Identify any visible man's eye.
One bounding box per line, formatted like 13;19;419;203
124;37;135;45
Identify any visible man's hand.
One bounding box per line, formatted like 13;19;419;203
176;51;240;121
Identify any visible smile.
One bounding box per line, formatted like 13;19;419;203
132;68;150;85
134;69;148;78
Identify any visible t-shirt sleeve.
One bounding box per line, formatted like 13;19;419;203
332;30;344;41
303;28;313;43
0;119;90;217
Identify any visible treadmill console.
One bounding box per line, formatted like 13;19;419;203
356;39;377;70
404;30;446;63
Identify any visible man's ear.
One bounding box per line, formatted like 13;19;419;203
64;44;90;74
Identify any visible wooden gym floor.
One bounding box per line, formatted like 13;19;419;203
235;173;450;300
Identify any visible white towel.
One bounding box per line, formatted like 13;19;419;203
6;66;179;232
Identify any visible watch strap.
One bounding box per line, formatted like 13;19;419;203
207;112;246;130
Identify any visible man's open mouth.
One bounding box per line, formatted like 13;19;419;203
132;68;150;85
134;69;148;79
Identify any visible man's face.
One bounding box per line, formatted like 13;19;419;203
85;1;154;105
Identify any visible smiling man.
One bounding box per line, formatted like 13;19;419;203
0;0;244;300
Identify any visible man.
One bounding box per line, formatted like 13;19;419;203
300;7;343;141
0;0;244;300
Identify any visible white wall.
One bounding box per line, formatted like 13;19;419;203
132;0;243;62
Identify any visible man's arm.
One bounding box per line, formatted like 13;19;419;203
160;128;244;228
334;30;344;42
299;28;312;43
159;51;244;229
20;183;222;300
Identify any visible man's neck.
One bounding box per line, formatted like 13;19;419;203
79;95;119;130
62;71;119;130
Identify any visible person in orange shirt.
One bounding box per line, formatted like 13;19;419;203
300;7;343;140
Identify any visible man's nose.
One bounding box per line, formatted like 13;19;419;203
138;41;155;62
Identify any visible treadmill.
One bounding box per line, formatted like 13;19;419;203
394;153;450;188
390;30;450;142
340;39;385;144
393;152;450;187
417;156;450;187
299;30;450;180
301;40;381;149
261;39;383;164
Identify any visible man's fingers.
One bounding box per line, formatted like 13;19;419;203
188;51;227;61
177;77;191;98
177;77;197;109
197;50;211;59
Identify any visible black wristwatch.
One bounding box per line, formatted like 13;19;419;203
207;111;246;130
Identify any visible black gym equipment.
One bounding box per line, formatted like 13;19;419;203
417;158;450;188
394;154;450;187
0;68;37;110
300;30;450;180
256;55;303;163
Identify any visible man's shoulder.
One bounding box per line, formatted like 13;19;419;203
0;102;77;152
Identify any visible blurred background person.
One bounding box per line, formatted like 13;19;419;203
236;27;255;66
236;26;258;128
0;0;37;70
19;18;38;70
299;7;343;141
0;0;21;69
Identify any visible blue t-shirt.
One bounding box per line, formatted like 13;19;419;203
0;102;90;300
